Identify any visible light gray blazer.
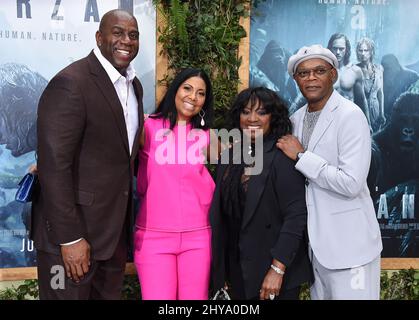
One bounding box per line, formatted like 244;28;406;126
291;90;382;269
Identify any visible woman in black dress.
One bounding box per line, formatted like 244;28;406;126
210;87;313;300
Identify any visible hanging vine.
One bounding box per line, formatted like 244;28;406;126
153;0;251;128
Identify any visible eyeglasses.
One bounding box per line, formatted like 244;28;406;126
295;67;333;79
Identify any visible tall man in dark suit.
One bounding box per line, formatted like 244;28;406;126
31;9;144;299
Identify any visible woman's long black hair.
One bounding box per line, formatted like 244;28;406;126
228;87;292;139
150;68;213;130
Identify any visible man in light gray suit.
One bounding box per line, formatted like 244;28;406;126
277;44;382;300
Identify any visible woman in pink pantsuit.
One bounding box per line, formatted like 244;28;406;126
134;68;215;300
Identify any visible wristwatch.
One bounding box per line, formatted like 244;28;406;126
296;151;304;160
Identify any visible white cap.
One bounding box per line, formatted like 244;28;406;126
287;44;338;76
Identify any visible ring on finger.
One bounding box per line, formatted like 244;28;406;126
269;293;275;300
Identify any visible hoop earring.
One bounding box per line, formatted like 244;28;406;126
199;109;205;126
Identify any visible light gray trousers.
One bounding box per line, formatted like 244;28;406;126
309;249;381;300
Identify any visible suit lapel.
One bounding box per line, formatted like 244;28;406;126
209;161;229;228
241;139;276;230
87;51;130;155
307;91;338;151
130;78;144;161
293;106;307;141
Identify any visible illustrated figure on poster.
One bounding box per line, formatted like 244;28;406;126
250;40;296;106
356;37;385;133
368;92;419;198
327;33;368;120
0;63;46;267
381;54;419;118
367;92;419;257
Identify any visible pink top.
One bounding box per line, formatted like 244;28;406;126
136;117;215;232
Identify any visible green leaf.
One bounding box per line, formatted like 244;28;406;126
236;4;244;12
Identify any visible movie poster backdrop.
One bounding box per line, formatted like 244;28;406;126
250;0;419;257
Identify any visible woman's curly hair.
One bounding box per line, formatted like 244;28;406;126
228;87;292;139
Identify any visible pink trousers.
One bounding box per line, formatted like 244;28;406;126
134;228;211;300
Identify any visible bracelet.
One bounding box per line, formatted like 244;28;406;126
270;264;285;275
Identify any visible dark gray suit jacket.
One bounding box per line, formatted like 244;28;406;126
31;51;144;260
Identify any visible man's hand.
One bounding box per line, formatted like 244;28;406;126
61;239;91;282
276;134;304;161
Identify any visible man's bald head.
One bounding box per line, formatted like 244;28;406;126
99;9;137;32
